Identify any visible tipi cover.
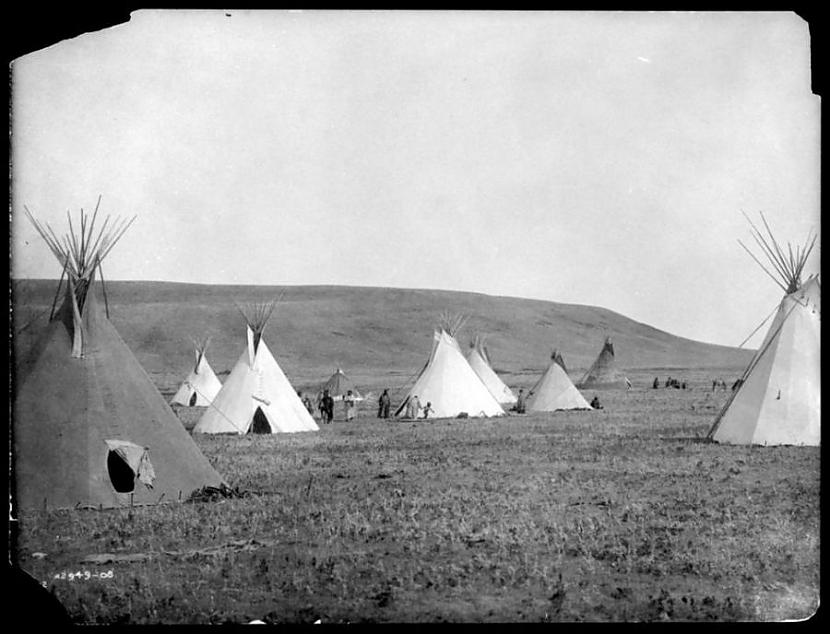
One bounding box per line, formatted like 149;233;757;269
396;318;505;419
466;336;517;405
577;337;629;390
527;350;592;411
14;204;225;511
194;302;319;434
171;338;223;406
708;215;820;446
321;368;362;399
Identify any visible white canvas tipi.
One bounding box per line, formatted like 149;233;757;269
466;335;517;405
708;214;820;446
396;314;505;419
194;301;319;434
171;337;223;407
527;350;592;412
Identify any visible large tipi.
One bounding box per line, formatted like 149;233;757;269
527;350;592;412
170;337;223;407
14;202;226;511
194;301;319;434
708;214;820;446
466;335;517;405
395;314;505;419
576;337;629;390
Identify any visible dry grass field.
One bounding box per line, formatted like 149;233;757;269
12;369;819;623
10;282;817;622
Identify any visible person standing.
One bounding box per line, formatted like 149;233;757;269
421;402;434;419
406;395;421;419
344;390;357;422
378;389;391;418
321;389;335;424
515;388;527;414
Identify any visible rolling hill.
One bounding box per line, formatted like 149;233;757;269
11;280;753;394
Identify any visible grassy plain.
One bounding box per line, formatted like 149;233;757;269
12;370;820;623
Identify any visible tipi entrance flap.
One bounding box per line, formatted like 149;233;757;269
104;439;156;493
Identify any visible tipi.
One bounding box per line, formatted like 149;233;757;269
708;213;820;446
577;337;629;390
527;350;592;412
170;337;223;407
395;314;505;419
194;300;319;434
321;367;362;400
14;202;226;511
466;335;517;405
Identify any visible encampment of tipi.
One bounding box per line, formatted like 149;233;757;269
395;314;505;419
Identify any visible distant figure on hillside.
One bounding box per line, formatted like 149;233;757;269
590;395;603;410
712;380;718;392
515;388;527;414
406;395;421;419
665;376;672;388
378;389;391;418
422;402;434;419
681;381;687;390
321;389;335;424
625;377;632;390
653;377;660;389
720;379;728;390
672;379;681;389
344;390;357;422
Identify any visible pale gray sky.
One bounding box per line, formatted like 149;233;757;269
10;10;820;348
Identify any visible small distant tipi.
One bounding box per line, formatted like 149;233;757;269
577;336;629;390
708;213;820;446
527;350;592;412
396;313;505;419
466;334;517;405
321;367;362;400
194;300;319;434
14;201;226;511
171;336;223;407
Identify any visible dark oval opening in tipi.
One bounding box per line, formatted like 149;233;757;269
250;407;271;434
107;450;136;493
189;392;198;407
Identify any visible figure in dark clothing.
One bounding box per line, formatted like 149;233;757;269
378;389;391;418
732;378;743;392
515;388;527;414
665;376;672;388
590;395;603;410
321;389;335;424
653;377;660;389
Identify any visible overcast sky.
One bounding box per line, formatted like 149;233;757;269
10;10;820;348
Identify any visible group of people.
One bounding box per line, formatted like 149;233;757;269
399;395;434;419
297;388;360;424
654;376;687;390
